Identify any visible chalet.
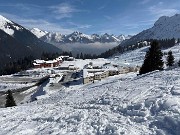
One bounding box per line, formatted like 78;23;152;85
33;56;64;68
33;63;41;68
83;70;94;84
118;67;130;74
44;60;58;68
33;60;45;68
83;66;137;84
67;57;74;61
61;56;70;61
83;69;109;84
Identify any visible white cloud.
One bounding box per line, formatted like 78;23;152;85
104;15;112;20
149;7;179;17
78;24;92;29
50;3;80;19
140;0;151;5
148;2;180;17
67;21;92;29
98;5;106;10
20;19;74;34
0;12;74;34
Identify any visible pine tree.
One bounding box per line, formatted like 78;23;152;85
80;53;84;59
166;50;174;67
5;90;16;107
178;38;180;43
76;54;79;59
69;52;72;57
178;60;180;67
139;41;164;75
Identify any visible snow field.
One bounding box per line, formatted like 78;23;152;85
1;68;180;134
1;43;180;134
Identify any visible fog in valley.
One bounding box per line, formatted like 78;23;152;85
56;42;119;55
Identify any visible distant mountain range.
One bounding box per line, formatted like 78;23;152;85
31;28;132;44
122;14;180;46
31;15;180;46
0;15;61;69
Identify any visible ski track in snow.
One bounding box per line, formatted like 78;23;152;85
1;69;180;135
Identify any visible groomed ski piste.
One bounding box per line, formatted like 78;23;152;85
0;44;180;135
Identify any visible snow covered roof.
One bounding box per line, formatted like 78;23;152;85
83;70;94;78
45;60;57;64
34;59;45;64
0;15;14;35
83;69;108;78
94;72;104;75
67;57;74;59
56;57;62;60
60;56;69;58
103;65;118;71
34;58;60;64
33;63;40;66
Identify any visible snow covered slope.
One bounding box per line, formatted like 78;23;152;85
1;68;180;134
141;14;180;39
0;15;62;69
122;14;180;46
1;44;180;134
0;15;23;36
30;28;48;38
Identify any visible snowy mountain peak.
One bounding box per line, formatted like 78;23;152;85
31;26;131;44
154;16;169;26
154;14;180;27
117;34;126;40
92;33;100;36
32;28;43;32
40;31;131;44
0;15;14;36
0;15;12;23
103;33;110;36
0;15;24;36
72;31;82;35
125;14;180;43
31;28;48;38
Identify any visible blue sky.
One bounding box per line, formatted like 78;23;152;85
0;0;180;35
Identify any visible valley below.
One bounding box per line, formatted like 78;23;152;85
56;42;119;55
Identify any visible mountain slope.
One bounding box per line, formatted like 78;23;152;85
0;15;61;68
122;14;180;46
30;28;48;38
0;30;33;67
0;15;16;35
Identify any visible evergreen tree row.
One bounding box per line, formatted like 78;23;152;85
99;38;176;58
41;51;73;60
76;53;97;59
0;56;34;76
